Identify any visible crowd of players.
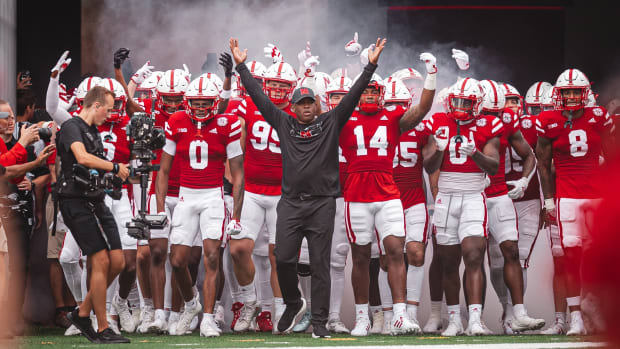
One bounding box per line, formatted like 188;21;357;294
33;32;617;339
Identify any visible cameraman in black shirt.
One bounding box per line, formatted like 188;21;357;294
56;86;130;344
231;37;385;337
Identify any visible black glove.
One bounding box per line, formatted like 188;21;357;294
114;48;130;69
219;53;233;78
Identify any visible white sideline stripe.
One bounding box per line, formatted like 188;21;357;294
188;343;606;349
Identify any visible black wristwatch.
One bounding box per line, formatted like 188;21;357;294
112;162;119;174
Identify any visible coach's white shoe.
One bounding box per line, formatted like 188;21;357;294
441;314;463;336
541;320;566;335
465;321;486;336
566;312;586;336
64;324;81;336
175;295;202;335
381;311;393;335
234;301;260;332
137;305;155;334
512;314;545;332
370;310;383;334
351;316;371;336
327;319;350;334
390;314;418;335
112;295;136;333
423;315;442;334
200;316;220;337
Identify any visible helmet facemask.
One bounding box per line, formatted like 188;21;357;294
448;95;477;121
186;97;218;122
106;97;127;123
358;84;384;114
554;87;588;111
263;79;293;105
158;94;185;114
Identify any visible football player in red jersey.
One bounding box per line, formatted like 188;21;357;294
234;61;297;332
384;77;433;330
536;68;615;336
340;52;435;336
156;76;243;337
424;78;501;336
477;80;545;334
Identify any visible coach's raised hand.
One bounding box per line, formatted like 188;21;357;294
367;37;386;65
229;38;248;65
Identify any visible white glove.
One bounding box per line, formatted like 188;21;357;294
458;137;477;157
451;49;470;70
264;43;283;64
131;60;154;85
303;56;320;77
226;219;242;236
360;44;375;65
506;177;529;199
419;52;437;74
297;41;312;66
51;50;72;74
344;32;362;56
484;175;491;188
182;63;191;80
434;129;449;151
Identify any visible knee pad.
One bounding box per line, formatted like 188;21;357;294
297;263;311;277
330;243;349;268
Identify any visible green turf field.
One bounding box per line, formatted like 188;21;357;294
15;328;605;349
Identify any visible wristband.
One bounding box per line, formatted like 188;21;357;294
424;72;436;90
544;198;555;211
220;89;232;99
112;162;119;174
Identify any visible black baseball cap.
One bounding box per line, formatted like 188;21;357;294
291;87;316;104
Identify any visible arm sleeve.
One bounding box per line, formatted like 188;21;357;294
163;120;177;156
333;63;378;128
236;63;287;130
46;76;72;125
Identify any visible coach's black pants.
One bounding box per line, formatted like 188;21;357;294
274;196;335;326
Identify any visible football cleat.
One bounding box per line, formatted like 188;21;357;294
174;295;202;335
370;310;383;334
327;319;350;334
234;301;260;332
106;315;121;335
230;302;244;330
167;312;180;335
441;314;464;336
382;311;392;335
511;314;545;332
423;315;442;334
541;320;566;335
256;311;273;332
112;295;136;333
64;324;81;336
566;312;586;336
214;304;225;332
351;316;371;337
137;305;154;334
465;321;486;336
200;316;220;337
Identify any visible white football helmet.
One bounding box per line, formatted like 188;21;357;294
325;75;353;110
553;68;590;111
586;89;598;107
447;77;483;121
391;67;424;97
75;76;102;107
184;76;220;122
330;67;348;80
524;81;552;116
435;86;451;113
199;72;224;92
135;71;163;100
500;83;522;115
231;73;243;99
97;78;127;123
384;77;412;109
263;62;297;104
354;72;384;113
156;69;189;114
541;85;555;111
299;72;331;110
479;79;506;114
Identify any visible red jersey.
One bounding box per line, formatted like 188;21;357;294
484;109;520;198
340;105;404;202
427;113;504;193
393;120;430;209
237;96;294;195
98;116;131;163
536;106;613;199
225;98;243;114
149;106;181;197
165;111;242;189
505;114;541;202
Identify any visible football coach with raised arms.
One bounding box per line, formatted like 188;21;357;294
229;36;386;338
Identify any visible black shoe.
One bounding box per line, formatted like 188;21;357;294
97;328;130;343
312;323;331;338
67;308;99;343
277;298;307;334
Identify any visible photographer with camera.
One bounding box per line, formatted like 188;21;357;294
56;86;130;344
0;99;54;337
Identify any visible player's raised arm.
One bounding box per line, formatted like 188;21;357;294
400;52;437;132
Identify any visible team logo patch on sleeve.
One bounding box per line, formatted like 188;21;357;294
521;119;532;129
593;108;603;117
217;117;228;127
503;113;512;123
476;118;487;127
